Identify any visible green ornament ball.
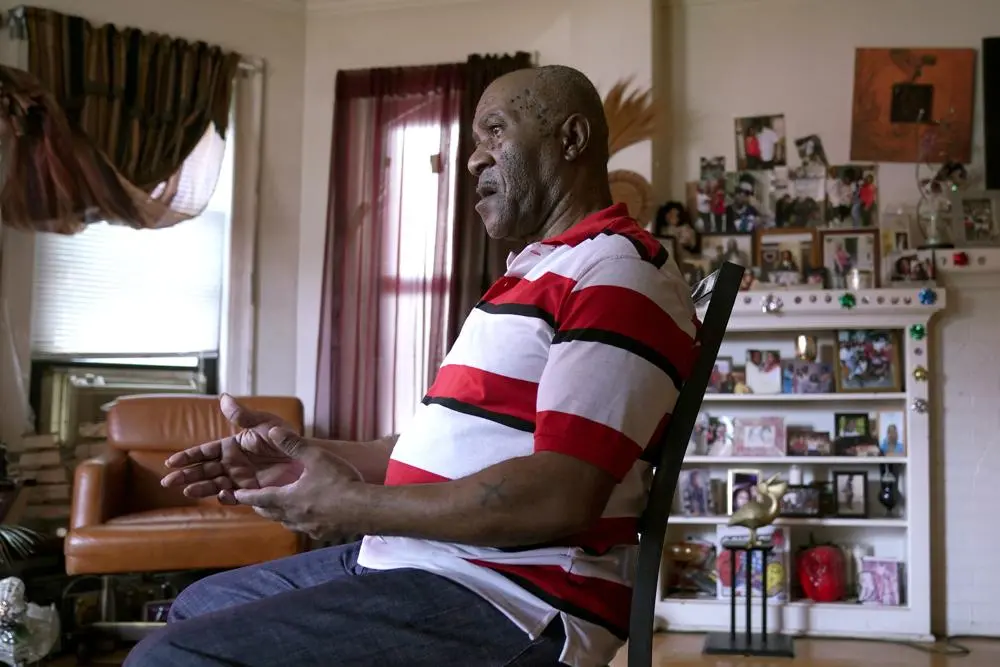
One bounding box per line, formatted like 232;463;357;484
839;293;856;309
910;324;926;341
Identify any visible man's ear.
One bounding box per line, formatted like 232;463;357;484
559;113;591;162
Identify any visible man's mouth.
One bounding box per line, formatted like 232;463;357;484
476;183;499;200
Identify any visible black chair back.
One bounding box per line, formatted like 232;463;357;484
626;261;745;665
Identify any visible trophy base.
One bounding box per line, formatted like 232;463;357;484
703;631;795;657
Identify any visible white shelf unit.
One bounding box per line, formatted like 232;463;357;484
655;287;944;642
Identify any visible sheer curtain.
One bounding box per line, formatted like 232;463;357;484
314;65;463;441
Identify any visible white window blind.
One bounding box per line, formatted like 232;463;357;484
30;128;234;358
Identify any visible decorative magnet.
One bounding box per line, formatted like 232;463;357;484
839;293;856;309
909;324;926;341
913;365;929;381
760;294;783;314
953;251;969;267
918;287;937;305
911;398;928;414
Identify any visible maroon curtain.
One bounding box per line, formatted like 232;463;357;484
314;64;463;441
446;52;533;349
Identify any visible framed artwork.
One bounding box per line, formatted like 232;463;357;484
859;557;903;606
949;190;1000;247
702;233;754;271
779;484;822;517
820;229;880;289
733;416;786;457
834;330;903;393
755;228;818;282
876;410;906;457
850;48;976;163
833;470;869;518
678;469;716;516
727;469;761;515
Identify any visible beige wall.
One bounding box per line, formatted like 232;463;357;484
0;0;307;397
660;0;1000;637
294;0;654;424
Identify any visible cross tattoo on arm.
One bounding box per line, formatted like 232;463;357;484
479;478;507;508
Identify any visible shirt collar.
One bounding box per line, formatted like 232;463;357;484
540;203;633;247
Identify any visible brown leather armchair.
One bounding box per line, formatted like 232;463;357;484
65;394;306;576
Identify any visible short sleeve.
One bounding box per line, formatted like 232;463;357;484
533;257;698;481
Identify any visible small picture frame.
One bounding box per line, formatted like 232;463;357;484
833;471;868;517
833;412;877;456
142;599;174;623
779;484;822;517
745;349;782;394
755;228;818;280
786;427;832;456
950;190;1000;247
727;468;761;515
707;356;733;394
733;416;786;456
884;250;935;284
834;330;902;393
859;557;903;606
688;412;710;455
678;469;716;516
705;416;736;456
701;232;755;271
781;360;834;394
876;410;906;457
820;228;880;289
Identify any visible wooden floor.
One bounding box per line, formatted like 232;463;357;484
46;633;1000;665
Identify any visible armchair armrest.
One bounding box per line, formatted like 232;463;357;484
70;449;128;530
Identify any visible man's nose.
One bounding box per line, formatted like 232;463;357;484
468;144;493;177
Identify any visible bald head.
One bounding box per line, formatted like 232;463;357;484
468;65;613;241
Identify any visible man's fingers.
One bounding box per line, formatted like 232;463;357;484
268;427;310;459
182;478;233;498
164;440;224;469
161;461;226;488
220;393;270;430
232;486;283;509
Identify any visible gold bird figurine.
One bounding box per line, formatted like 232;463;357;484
728;474;788;546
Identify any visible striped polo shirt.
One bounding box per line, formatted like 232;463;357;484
357;204;698;667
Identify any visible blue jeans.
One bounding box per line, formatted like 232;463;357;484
124;541;565;666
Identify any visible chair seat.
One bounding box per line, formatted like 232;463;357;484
65;506;300;575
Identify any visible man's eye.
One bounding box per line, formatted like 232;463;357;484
490;125;503;138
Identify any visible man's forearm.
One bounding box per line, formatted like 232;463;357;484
315;434;397;484
347;452;613;547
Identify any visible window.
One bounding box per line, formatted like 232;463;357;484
30;126;235;361
376;119;459;434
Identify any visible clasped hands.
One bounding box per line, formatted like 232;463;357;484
160;395;366;541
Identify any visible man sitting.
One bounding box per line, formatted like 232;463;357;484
126;65;697;667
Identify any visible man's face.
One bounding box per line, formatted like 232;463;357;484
467;73;560;240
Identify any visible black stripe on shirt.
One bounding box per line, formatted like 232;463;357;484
475;301;557;329
421;396;535;433
600;230;668;269
552;328;683;390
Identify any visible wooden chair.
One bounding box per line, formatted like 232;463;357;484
627;261;745;665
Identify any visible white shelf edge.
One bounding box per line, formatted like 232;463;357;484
684;455;909;465
657;597;910;611
669;516;906;528
702;392;907;402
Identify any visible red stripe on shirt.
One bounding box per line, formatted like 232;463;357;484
479;271;572;318
534;410;643;481
384;460;450;486
561;283;697;379
426;364;538;426
467;560;632;637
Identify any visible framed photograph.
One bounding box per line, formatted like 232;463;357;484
825;164;878;228
859;557;903;606
950;190;1000;246
707;356;733;394
835;330;902;392
781;360;834;394
804;266;828;287
834;412;870;439
721;173;765;233
820;228;880;289
787;427;832;456
745;349;782;394
784;168;826;228
884;250;935;284
727;468;761;515
756;228;818;280
734;114;787;170
702;233;754;271
794;134;829;171
705;416;736;457
876;410;906;456
143;599;174;623
678;469;716;516
733;416;786;456
833;470;868;517
779;484;822;517
688;412;710;455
